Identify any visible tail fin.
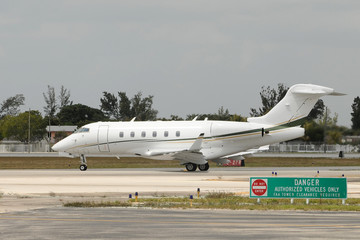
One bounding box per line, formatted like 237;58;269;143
247;84;344;126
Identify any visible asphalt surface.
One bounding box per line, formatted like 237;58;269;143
1;207;360;239
1;167;360;197
1;167;360;239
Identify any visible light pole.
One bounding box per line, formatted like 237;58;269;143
324;107;327;153
28;109;31;154
48;115;51;152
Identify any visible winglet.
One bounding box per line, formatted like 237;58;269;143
189;133;205;152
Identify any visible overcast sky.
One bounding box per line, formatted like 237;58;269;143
1;1;359;127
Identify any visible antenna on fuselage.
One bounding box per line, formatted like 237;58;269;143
192;116;198;121
130;117;136;122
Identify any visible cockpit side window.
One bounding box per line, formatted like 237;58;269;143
76;128;90;133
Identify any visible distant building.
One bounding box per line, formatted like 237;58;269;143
46;125;77;143
342;136;360;145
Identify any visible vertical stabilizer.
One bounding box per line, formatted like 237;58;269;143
247;84;344;126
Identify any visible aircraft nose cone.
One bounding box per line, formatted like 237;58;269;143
52;142;62;152
52;139;68;152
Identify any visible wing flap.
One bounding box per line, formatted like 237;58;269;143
213;145;270;162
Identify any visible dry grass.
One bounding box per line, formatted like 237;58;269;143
63;194;360;211
0;156;180;169
245;157;360;167
0;156;359;169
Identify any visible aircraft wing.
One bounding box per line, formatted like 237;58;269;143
225;145;270;158
212;145;269;164
142;133;207;165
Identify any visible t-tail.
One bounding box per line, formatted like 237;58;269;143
247;84;345;126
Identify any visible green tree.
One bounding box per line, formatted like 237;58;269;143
0;111;46;142
58;85;72;110
302;121;324;142
43;85;57;118
100;92;120;120
250;83;289;117
186;107;246;122
170;115;184;121
100;91;158;121
0;94;25;119
118;92;132;120
308;99;325;120
43;85;72;123
327;130;342;144
57;104;107;127
303;110;343;144
215;106;231;120
351;96;360;130
131;92;158;121
230;114;247;122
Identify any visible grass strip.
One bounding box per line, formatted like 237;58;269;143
63;192;360;211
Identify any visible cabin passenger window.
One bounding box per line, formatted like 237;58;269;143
152;131;157;137
119;132;124;138
130;131;135;137
141;131;146;137
176;131;180;137
164;131;169;137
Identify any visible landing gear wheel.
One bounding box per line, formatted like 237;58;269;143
198;162;209;171
185;163;197;172
80;164;87;171
79;154;88;171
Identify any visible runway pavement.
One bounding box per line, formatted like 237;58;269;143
1;167;360;239
1;167;360;196
1;207;360;239
0;167;360;212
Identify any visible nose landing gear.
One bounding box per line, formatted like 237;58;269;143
79;154;88;171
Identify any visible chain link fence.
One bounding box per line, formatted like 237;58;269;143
0;142;50;153
269;143;359;153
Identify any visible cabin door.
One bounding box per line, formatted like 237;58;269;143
98;125;110;152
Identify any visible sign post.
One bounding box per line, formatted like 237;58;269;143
250;177;347;200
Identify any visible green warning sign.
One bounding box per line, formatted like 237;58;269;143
250;177;347;199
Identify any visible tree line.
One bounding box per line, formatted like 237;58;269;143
0;84;359;144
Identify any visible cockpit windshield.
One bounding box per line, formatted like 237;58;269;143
76;128;90;133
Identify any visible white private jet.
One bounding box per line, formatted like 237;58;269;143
52;84;343;171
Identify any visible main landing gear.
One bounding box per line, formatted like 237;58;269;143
185;162;209;172
79;154;88;171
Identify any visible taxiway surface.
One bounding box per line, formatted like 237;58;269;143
0;167;360;212
1;167;360;239
1;207;360;239
1;167;360;196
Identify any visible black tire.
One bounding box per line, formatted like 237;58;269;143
198;163;209;171
185;163;197;172
80;164;87;171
